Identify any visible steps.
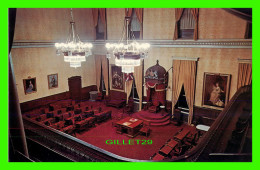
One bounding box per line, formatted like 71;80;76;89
133;110;171;126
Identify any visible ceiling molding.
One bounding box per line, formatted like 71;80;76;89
12;39;252;49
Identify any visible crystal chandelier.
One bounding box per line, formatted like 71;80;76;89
105;16;150;73
55;8;93;68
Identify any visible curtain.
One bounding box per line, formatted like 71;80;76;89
92;8;99;27
134;63;143;111
172;60;184;116
191;8;199;40
173;8;184;40
183;60;197;125
92;8;99;40
244;22;252;39
237;63;252;89
9;8;17;54
99;8;107;39
126;80;133;104
101;56;109;95
95;55;102;92
125;8;133;18
135;8;143;39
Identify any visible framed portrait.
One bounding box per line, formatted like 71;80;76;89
23;77;37;94
48;74;58;89
111;65;124;90
202;72;231;110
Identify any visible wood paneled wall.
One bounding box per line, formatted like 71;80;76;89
11;47;96;103
20;85;97;112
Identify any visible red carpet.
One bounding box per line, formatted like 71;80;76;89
75;101;196;160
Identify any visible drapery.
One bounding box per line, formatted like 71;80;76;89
244;22;252;39
172;60;184;115
134;62;143;111
99;8;107;39
191;8;199;40
92;8;107;40
95;55;102;92
182;60;197;125
237;63;252;89
101;56;109;95
126;80;133;104
173;8;184;40
145;83;166;107
125;8;133;18
92;8;99;27
9;8;17;53
172;60;197;125
135;8;143;39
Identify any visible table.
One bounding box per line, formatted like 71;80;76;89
159;145;174;156
174;129;190;141
196;124;210;131
152;153;165;161
116;117;143;137
166;139;178;148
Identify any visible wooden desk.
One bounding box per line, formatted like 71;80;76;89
116;117;143;137
152;153;165;161
159;145;174;156
166;139;178;148
174;129;190;141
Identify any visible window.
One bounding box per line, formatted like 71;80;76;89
128;9;141;40
175;85;189;113
96;13;105;40
130;78;139;101
178;8;195;39
100;66;106;94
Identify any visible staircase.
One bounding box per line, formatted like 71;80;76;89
133;110;171;126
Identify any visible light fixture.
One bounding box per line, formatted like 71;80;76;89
105;16;150;73
55;8;93;68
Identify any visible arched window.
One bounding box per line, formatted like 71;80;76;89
96;14;105;40
178;8;195;39
92;8;107;40
128;9;141;40
130;78;139;101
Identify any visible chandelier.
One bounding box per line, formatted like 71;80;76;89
55;8;93;68
105;16;150;73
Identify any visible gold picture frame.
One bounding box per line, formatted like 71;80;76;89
202;72;231;110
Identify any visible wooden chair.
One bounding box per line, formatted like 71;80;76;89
139;121;151;137
150;152;165;161
111;113;124;127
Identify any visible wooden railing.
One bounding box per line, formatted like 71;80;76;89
169;85;252;162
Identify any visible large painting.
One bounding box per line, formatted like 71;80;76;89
202;73;231;109
23;77;37;94
111;65;124;90
48;73;58;89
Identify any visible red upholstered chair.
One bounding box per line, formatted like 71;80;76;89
149;105;159;113
139;121;151;137
148;99;160;113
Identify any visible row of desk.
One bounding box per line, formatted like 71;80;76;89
151;129;191;161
